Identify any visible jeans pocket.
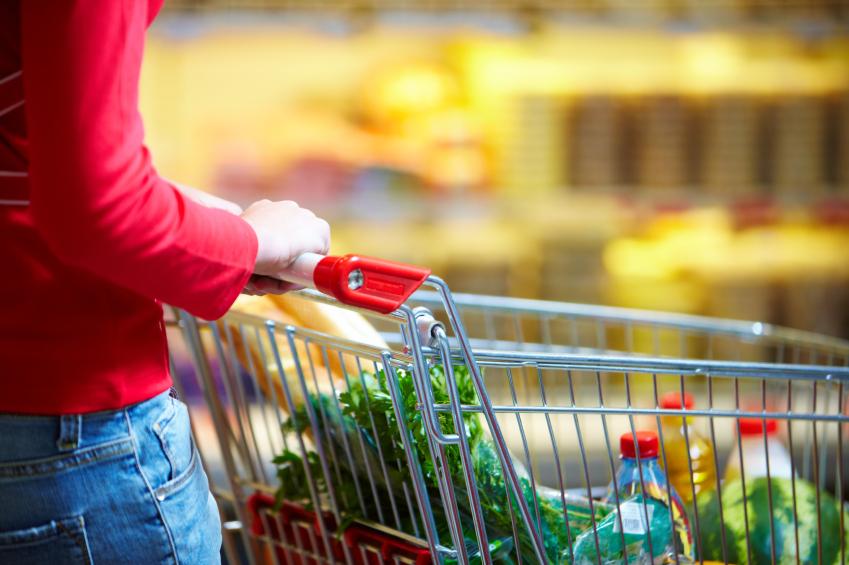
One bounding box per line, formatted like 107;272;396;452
152;399;194;486
158;452;222;564
0;516;92;565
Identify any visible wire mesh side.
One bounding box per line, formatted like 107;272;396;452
410;290;849;366
440;350;849;563
170;292;849;564
172;304;516;563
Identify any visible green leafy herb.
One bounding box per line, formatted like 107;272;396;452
272;364;606;563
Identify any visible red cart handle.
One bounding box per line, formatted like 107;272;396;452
279;253;431;314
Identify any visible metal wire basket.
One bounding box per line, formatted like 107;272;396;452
170;253;849;564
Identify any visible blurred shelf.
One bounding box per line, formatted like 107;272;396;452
160;0;849;34
141;7;849;339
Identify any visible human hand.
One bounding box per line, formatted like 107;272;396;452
241;274;302;296
240;200;330;293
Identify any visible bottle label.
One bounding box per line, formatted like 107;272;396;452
612;501;655;535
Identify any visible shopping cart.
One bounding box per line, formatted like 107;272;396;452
169;253;849;565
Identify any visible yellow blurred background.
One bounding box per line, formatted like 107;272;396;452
140;2;849;338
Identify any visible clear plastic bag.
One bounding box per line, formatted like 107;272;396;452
568;493;678;564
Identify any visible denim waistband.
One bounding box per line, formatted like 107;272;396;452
0;390;173;463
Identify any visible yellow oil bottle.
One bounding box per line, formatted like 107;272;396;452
657;392;717;505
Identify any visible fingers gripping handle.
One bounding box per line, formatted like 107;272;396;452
280;253;431;314
278;253;324;288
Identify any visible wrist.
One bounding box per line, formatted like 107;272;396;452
241;216;282;277
241;216;263;273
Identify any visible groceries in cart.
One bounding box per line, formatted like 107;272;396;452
184;258;849;565
270;360;612;563
222;296;688;563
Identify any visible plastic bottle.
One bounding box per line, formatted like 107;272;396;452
608;431;689;510
657;391;716;505
598;431;693;561
724;417;794;483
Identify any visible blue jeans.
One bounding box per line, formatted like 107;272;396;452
0;390;221;564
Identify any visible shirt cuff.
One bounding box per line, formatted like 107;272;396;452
175;195;258;320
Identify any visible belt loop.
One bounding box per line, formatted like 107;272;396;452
57;415;83;452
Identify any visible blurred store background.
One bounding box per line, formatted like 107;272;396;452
144;0;849;339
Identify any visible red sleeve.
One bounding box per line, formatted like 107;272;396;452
20;0;257;320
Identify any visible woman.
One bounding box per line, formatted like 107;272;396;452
0;1;329;563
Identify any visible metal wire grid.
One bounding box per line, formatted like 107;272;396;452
460;353;847;564
405;291;849;365
171;301;465;563
170;289;849;564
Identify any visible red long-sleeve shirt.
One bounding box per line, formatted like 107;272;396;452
0;0;258;414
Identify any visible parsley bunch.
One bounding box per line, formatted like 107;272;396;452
272;365;605;563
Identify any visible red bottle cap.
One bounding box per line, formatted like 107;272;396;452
620;430;658;459
738;417;778;436
659;391;694;410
